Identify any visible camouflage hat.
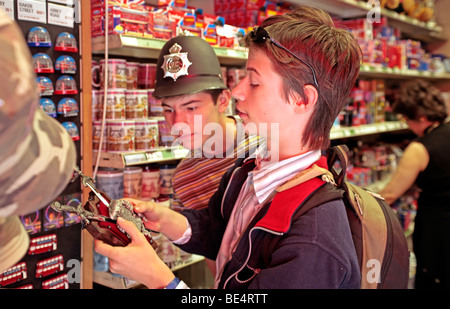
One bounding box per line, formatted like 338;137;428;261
0;11;76;272
153;34;227;98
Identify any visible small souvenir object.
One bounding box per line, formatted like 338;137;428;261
50;166;157;248
44;204;64;230
0;262;27;287
32;53;54;73
57;98;78;117
54;32;78;52
99;58;127;89
55;55;77;74
62;122;80;141
36;255;64;278
54;75;78;95
40;98;57;117
27;26;52;47
28;234;57;255
137;63;156;89
21;210;42;234
42;273;69;289
107;120;135;152
36;76;54;96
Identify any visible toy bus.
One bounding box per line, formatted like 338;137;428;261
27;234;57;255
0;262;27;287
35;255;64;278
42;273;69;289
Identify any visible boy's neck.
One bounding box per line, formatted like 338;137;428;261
201;115;237;157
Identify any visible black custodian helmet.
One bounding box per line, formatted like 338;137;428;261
153;35;227;98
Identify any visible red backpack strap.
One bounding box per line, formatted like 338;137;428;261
254;156;332;234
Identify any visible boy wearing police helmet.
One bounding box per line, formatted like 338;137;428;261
153;34;259;214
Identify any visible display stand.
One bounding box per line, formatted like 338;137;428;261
0;0;88;289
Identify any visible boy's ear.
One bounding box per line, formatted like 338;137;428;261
293;85;318;114
217;89;232;113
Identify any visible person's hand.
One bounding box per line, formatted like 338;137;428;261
123;198;189;241
122;198;166;232
94;217;175;289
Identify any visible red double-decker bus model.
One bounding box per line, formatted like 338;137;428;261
27;234;57;255
0;262;27;287
36;255;64;278
42;273;69;289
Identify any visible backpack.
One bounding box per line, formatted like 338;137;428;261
268;145;410;289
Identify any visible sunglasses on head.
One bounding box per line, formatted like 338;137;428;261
249;26;319;89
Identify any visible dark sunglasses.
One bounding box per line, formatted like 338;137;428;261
249;26;319;89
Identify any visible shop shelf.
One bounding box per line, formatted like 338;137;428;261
93;122;408;168
360;64;450;81
330;121;409;140
94;146;190;169
92;34;248;66
92;35;450;81
291;0;445;43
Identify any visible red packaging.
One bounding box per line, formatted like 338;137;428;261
138;63;157;89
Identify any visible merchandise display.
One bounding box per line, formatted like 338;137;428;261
87;0;449;289
4;0;450;291
6;4;83;290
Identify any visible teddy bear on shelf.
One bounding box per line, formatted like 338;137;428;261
380;0;435;23
413;0;435;23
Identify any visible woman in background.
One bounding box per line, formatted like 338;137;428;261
380;79;450;289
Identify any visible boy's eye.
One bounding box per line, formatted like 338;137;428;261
186;107;197;111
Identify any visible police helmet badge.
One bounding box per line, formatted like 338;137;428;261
161;43;192;81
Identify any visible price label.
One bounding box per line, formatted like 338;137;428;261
172;148;189;158
124;153;146;164
146;151;163;161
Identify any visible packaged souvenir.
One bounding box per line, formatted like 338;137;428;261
40;98;57;117
54;32;78;52
36;76;54;96
54;75;78;95
33;53;54;73
62;121;80;141
55;55;77;74
57;98;79;117
27;26;52;47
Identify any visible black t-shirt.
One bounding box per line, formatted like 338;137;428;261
416;122;450;208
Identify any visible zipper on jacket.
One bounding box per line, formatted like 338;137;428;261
222;226;283;288
221;166;242;218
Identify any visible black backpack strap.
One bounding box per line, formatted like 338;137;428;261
292;182;344;220
327;145;351;187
